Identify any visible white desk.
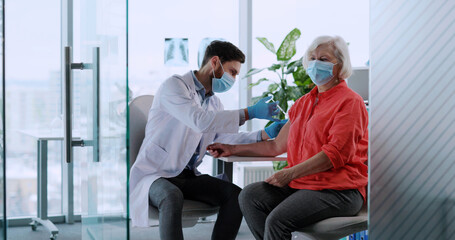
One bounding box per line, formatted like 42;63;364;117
19;130;81;240
216;154;287;182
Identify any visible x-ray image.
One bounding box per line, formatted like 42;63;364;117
164;38;189;67
197;38;225;68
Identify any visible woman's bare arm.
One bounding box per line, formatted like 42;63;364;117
289;151;333;179
207;121;290;157
265;151;334;187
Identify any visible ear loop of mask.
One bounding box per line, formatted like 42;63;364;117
212;58;224;78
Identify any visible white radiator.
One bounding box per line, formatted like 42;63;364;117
234;163;275;188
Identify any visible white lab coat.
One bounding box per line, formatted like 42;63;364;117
129;71;260;227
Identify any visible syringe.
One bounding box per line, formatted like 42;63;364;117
269;96;286;115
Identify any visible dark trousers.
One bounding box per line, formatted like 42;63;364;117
149;169;243;240
238;182;364;240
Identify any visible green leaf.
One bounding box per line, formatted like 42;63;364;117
256;37;276;54
276;28;301;61
273;160;288;171
298;82;315;94
292;66;308;84
244;68;266;78
267;83;279;92
286;86;304;101
267;64;281;71
251;96;262;105
275;87;286;100
285;58;303;74
248;78;269;88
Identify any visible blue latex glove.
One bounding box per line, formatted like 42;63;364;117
265;119;288;138
247;96;280;121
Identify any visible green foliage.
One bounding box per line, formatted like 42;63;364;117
246;28;314;171
273;161;288;171
256;37;276;54
276;28;301;61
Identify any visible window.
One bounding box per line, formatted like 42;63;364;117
5;0;62;217
129;0;240;175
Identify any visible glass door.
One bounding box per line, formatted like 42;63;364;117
63;0;128;239
0;0;5;238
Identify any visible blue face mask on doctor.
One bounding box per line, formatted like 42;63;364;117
306;60;337;86
212;60;235;93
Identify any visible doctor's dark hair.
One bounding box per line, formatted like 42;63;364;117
201;40;245;67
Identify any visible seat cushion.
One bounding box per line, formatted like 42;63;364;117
297;209;368;233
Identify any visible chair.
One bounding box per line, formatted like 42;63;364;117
293;145;369;239
129;95;219;228
292;204;367;240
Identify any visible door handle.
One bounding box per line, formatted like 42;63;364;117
64;46;100;163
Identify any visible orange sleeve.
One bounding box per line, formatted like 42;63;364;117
321;98;368;169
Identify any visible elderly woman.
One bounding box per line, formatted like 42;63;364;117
207;35;368;240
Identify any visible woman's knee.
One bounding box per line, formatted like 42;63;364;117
265;211;293;237
238;182;266;206
265;211;285;228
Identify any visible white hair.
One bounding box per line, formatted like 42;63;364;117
302;35;352;79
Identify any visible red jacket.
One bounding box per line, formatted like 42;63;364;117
287;80;368;201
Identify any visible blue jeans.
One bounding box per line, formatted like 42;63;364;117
239;182;364;240
149;169;242;240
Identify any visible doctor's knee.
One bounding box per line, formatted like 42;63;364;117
150;187;184;210
163;188;184;207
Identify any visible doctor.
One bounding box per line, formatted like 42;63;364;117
129;40;285;240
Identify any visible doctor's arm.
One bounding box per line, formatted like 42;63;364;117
207;121;290;157
214;119;288;144
160;78;280;134
214;131;263;145
160;78;240;133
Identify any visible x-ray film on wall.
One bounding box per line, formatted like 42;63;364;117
164;38;189;67
197;38;225;68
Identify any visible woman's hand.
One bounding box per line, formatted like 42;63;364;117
207;143;235;158
265;168;295;187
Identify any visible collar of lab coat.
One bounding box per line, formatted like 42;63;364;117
191;71;214;99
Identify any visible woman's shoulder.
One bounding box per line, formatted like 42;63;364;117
335;86;368;118
291;92;312;111
297;90;315;103
288;91;314;120
338;84;365;105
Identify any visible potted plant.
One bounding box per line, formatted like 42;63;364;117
245;28;314;170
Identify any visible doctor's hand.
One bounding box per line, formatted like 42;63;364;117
207;143;235;158
264;119;288;139
247;96;280;121
265;168;295;188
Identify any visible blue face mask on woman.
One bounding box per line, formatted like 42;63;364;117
212;60;235;93
307;60;337;86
